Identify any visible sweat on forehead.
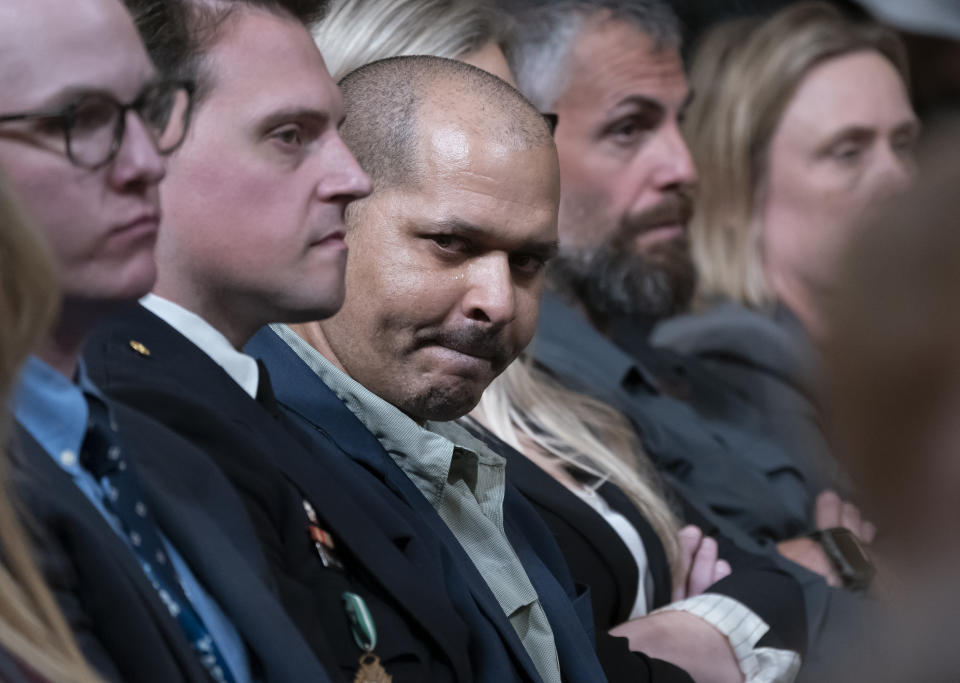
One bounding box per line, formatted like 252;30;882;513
337;55;554;190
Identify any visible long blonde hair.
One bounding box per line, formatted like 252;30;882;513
685;1;909;308
314;0;507;81
473;357;682;583
0;172;102;683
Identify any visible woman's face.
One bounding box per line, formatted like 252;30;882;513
760;50;919;323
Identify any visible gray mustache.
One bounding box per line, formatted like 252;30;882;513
613;192;693;246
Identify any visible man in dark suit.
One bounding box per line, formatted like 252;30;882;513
81;2;503;682
243;54;806;683
0;0;331;681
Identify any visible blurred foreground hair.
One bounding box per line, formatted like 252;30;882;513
819;121;960;683
474;357;683;582
0;172;101;682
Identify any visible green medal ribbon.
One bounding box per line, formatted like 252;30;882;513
342;592;378;652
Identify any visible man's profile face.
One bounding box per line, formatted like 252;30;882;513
155;8;371;332
0;0;165;307
321;106;560;421
550;18;698;320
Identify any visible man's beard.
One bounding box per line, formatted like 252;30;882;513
550;193;697;323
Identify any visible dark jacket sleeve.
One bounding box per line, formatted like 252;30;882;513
679;497;809;654
597;632;696;683
23;522;124;683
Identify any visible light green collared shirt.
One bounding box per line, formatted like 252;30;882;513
271;324;562;683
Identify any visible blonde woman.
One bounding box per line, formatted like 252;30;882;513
468;358;811;683
471;358;706;606
314;0;515;83
0;172;101;683
652;1;918;493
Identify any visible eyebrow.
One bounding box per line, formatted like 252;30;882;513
258;106;332;131
610;90;694;115
430;217;559;259
37;73;163;110
824;126;877;144
893;118;922;139
821;118;922;148
610;94;665;117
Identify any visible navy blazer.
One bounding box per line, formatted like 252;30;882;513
247;325;697;683
83;306;470;683
11;402;331;683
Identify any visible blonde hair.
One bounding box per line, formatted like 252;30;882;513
473;357;683;583
314;0;506;81
685;1;909;308
0;173;102;683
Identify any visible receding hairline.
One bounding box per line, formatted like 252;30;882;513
338;55;556;191
504;0;681;111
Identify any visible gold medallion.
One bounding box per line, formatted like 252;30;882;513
352;653;392;683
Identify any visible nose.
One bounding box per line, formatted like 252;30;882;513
460;254;516;327
317;134;373;204
874;143;914;195
109;109;166;189
647;120;698;191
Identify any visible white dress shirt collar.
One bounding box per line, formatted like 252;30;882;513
141;293;259;398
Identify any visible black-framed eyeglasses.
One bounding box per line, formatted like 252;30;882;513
0;79;195;170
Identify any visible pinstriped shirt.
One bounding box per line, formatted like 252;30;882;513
272;324;562;683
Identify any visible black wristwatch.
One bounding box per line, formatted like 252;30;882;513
808;527;874;591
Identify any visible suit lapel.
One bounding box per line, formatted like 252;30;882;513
502;513;608;683
507;452;642;624
256;371;477;679
248;328;542;682
104;311;467;677
599;482;673;610
137;459;332;683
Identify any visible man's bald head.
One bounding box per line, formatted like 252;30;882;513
338;55;554;192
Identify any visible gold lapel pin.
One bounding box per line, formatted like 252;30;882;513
129;340;151;357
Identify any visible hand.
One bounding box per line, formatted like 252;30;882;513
673;525;732;602
815;490;877;544
777;537;841;587
611;611;744;683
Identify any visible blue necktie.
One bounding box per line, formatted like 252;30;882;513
81;396;238;683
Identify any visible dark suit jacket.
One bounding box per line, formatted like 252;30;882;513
247;324;691;683
11;402;330;683
246;331;552;683
465;424;808;657
83;305;470;683
0;647;42;683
